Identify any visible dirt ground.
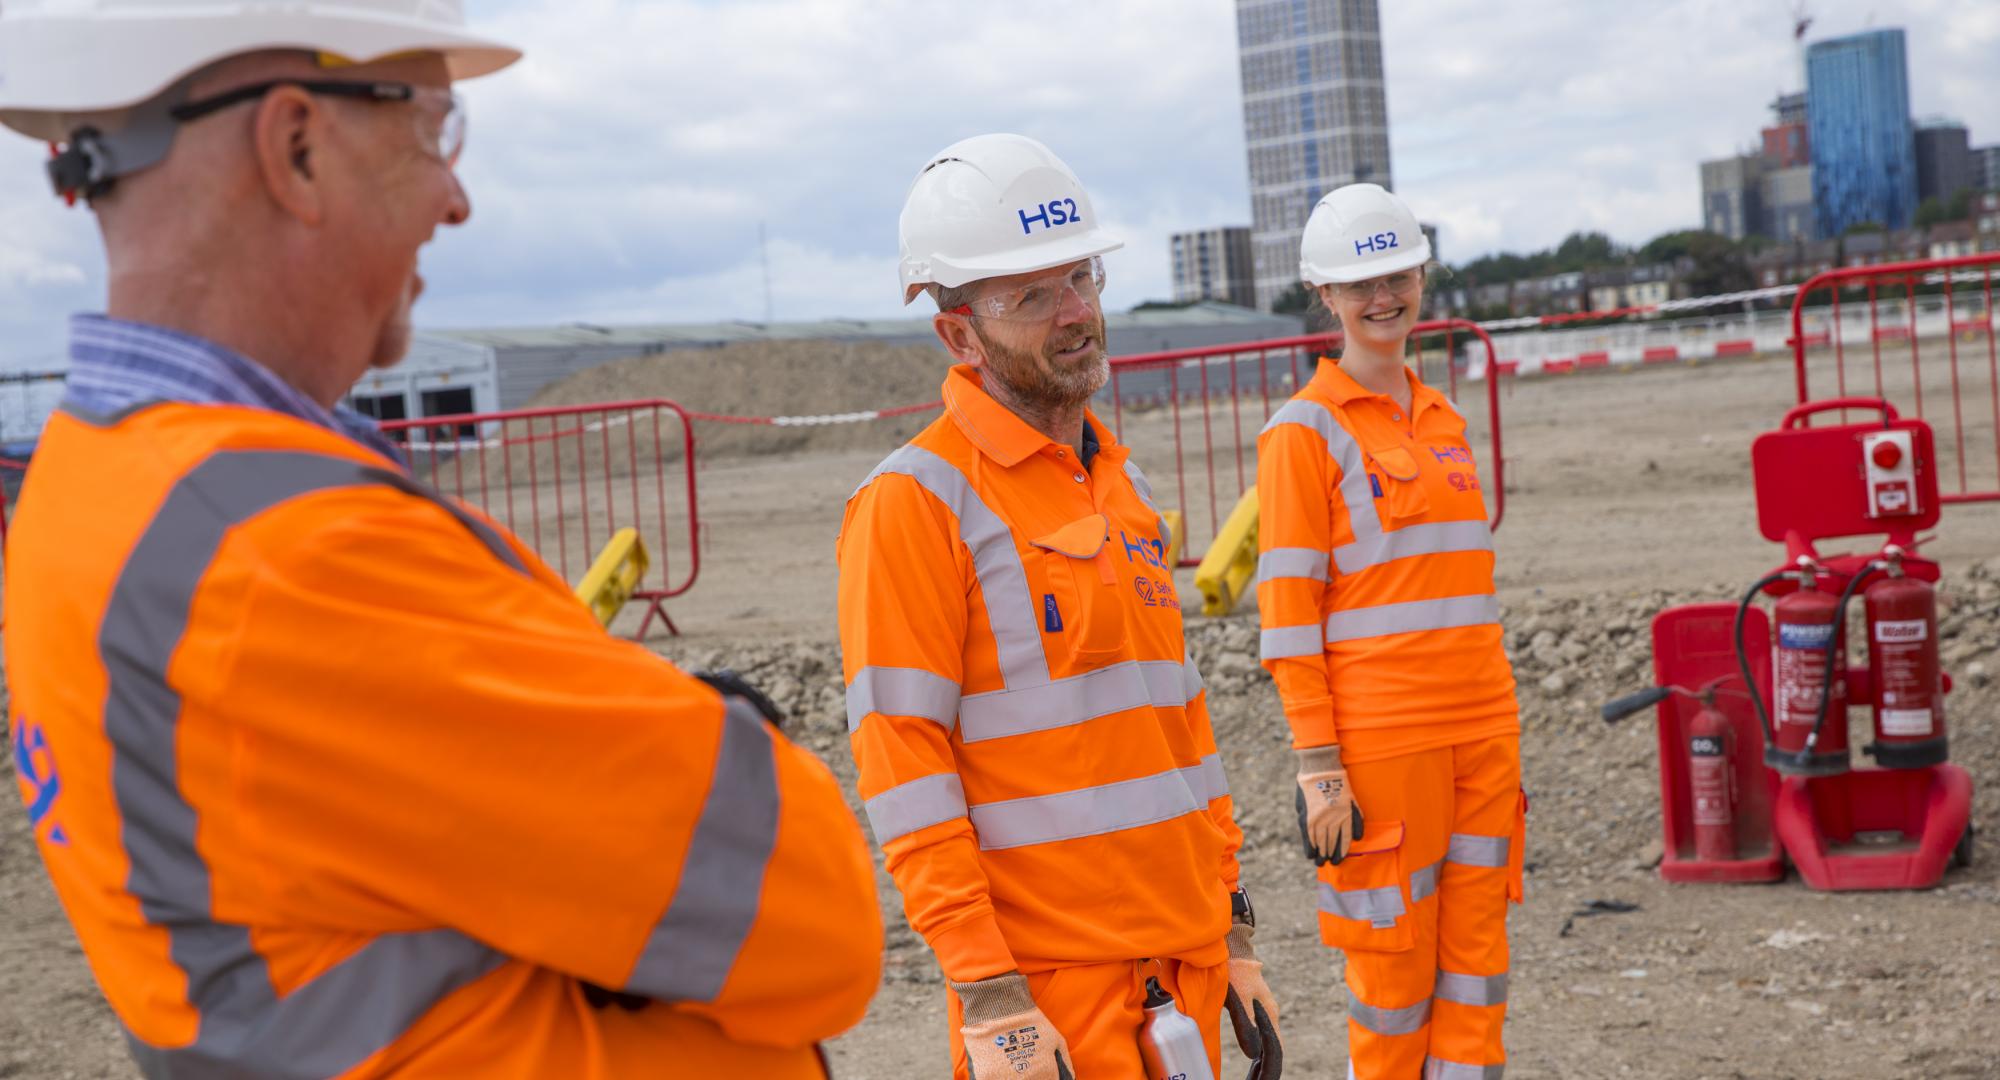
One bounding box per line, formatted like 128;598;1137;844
3;350;1997;1078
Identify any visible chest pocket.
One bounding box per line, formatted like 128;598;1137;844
1029;513;1127;667
1365;444;1430;525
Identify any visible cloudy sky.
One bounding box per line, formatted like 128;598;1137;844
2;0;1996;369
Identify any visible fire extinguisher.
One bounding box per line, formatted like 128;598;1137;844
1686;693;1737;862
1864;546;1949;768
1754;564;1852;775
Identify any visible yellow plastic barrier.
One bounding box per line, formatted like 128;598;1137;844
1162;509;1185;570
1193;490;1259;617
575;527;651;628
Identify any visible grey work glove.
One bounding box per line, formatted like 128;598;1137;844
1295;744;1364;866
951;972;1075;1080
1223;923;1283;1079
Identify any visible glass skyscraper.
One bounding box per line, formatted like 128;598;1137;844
1806;29;1917;235
1235;0;1392;310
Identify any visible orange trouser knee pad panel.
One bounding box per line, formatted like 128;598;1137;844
946;958;1228;1080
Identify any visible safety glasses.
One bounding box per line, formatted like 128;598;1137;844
1332;267;1421;302
170;80;467;166
952;256;1106;322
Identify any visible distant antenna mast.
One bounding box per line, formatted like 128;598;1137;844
759;222;774;325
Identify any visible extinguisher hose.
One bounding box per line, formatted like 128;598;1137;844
1805;562;1886;752
1733;571;1795;748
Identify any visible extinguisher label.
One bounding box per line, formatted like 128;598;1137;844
1879;708;1934;736
1873;619;1927;643
1778;622;1834;649
1689;736;1725;757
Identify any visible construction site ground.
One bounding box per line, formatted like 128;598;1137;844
3;348;1998;1078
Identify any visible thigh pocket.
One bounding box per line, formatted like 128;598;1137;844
1315;820;1414;952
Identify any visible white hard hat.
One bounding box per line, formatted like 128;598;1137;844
897;132;1123;306
1299;183;1431;286
0;0;520;143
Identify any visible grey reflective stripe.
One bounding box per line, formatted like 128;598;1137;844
1124;459;1160;512
1190;751;1230;802
858;446;1049;688
1324;594;1501;644
1183;657;1206;700
846;665;962;732
628;696;779;1002
1410;859;1441;902
968;759;1216;850
103;450;508;1076
960;659;1195;743
1317;880;1405;928
1436;970;1509;1007
1258;547;1331;583
1448;833;1511;868
1348;989;1431;1036
1335;519;1493;576
1264;397;1381;569
1261;623;1325;660
864;772;969;846
1425;1057;1505;1079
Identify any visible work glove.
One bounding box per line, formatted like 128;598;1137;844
694;668;785;730
1224;923;1283;1080
1295;744;1364;866
951;971;1075;1080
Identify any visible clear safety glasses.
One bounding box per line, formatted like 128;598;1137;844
1332;268;1421;302
170;80;467;166
952;257;1107;322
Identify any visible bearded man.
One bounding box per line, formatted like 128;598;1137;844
835;133;1285;1080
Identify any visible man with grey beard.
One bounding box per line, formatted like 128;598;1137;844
835;133;1284;1080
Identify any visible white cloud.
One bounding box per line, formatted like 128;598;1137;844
0;0;1994;368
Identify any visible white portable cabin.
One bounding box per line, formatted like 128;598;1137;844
344;332;500;427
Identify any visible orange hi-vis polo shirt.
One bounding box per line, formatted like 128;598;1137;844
7;401;881;1079
1255;358;1518;764
838;364;1242;984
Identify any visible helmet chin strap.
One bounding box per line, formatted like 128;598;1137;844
45;72;200;204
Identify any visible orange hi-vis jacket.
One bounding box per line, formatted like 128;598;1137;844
6;401;882;1079
1255;359;1518;762
838;365;1242;984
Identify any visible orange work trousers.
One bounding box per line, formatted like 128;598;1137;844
946;956;1228;1079
1316;734;1524;1079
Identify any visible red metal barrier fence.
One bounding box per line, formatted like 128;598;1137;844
1790;253;2000;505
1104;319;1506;565
379;399;700;638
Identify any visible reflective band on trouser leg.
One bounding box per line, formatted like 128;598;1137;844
1446;834;1509;868
863;773;969;846
104;452;510;1077
967;755;1225;850
626;696;781;1002
1424;1058;1505;1079
1347;988;1430;1036
1435;971;1508;1007
1324;594;1500;644
858;445;1051;690
845;665;962;733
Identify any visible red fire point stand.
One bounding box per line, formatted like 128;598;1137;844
1625;399;1974;890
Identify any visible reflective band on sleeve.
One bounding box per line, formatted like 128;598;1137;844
1334;519;1493;576
858;446;1051;690
1258;547;1331;583
1124;460;1160;512
1348;989;1431;1036
1190;752;1229;802
968;761;1212;850
1447;833;1511;867
1261;623;1326;660
1182;657;1205;700
845;665;962;732
863;772;969;846
1324;594;1500;644
1264;399;1380;562
1423;1056;1505;1079
1410;859;1440;902
1435;970;1509;1007
628;696;780;1003
959;659;1193;742
103;451;509;1077
1317;881;1406;928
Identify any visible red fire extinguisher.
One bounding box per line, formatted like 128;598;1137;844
1766;567;1851;776
1686;691;1738;861
1864;548;1949;768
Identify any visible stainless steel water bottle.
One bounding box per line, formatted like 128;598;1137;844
1137;976;1216;1080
